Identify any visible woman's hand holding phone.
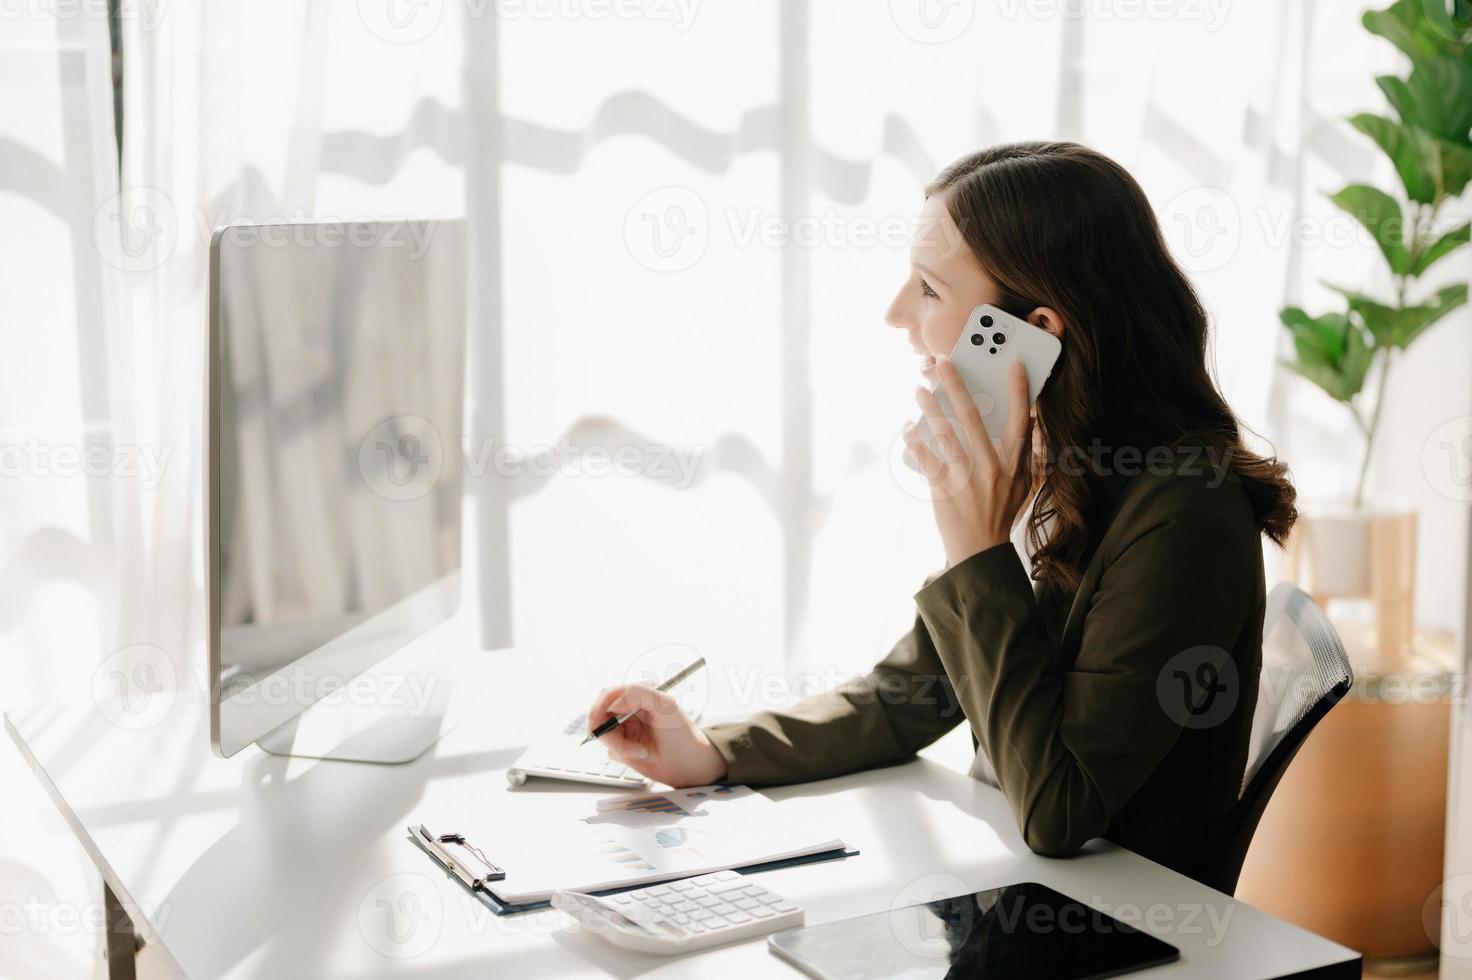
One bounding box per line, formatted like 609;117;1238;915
904;356;1039;568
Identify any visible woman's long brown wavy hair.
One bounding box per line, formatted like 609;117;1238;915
927;142;1296;592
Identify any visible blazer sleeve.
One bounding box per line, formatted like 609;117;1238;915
701;609;966;786
912;476;1256;856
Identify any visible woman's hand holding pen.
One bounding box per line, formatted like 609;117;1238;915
586;684;728;788
904;356;1039;568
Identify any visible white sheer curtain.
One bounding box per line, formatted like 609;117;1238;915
6;2;1467;975
109;0;1419;713
1;10;133;979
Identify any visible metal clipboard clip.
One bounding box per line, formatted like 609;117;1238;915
409;823;506;890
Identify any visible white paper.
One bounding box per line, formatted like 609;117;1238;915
420;785;847;905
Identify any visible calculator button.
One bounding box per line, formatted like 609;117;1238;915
735;898;760;910
696;895;723;908
709;879;748;894
726;911;753;924
710;902;736;916
672;900;697;912
647;886;671;897
774;902;798;913
749;905;774;918
670;881;694;892
756;893;782;905
712;870;740;882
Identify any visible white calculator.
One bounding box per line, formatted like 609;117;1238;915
506;713;652;789
552;870;804;955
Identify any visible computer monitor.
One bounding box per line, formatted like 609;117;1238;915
207;219;466;762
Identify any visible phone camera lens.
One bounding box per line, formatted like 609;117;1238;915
993;332;1006;345
979;315;994;328
989;347;998;354
970;334;983;346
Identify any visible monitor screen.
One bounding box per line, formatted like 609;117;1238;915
208;219;466;757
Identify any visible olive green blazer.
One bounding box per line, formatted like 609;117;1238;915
702;467;1264;885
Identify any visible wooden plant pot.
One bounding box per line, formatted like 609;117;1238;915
1282;507;1417;662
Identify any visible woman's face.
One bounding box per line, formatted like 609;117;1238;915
886;192;1006;384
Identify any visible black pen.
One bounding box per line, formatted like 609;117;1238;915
581;657;707;745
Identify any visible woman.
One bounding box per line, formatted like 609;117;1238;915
586;141;1296;888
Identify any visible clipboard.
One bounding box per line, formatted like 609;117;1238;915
408;822;860;916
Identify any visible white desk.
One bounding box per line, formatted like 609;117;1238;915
6;644;1361;979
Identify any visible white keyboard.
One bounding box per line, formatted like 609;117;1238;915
552;870;804;955
506;714;651;789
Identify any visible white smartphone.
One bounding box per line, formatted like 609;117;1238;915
904;304;1062;472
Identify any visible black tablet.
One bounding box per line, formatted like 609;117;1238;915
767;881;1180;979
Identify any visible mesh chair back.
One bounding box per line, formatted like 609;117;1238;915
1207;582;1353;894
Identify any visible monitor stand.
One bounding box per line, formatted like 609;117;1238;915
255;669;451;765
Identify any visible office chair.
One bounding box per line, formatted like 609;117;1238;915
1206;582;1354;895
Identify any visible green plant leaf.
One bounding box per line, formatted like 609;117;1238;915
1280;359;1354;403
1378;57;1472;142
1414;57;1472;141
1364;0;1472;59
1278;307;1373;401
1351;113;1440;203
1376;74;1417;126
1394;283;1467;347
1363;1;1442;61
1325;282;1469;349
1280;307;1343;362
1329;185;1410;274
1438;137;1472;196
1338;318;1374;400
1410;221;1471;275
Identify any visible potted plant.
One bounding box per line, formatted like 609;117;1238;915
1278;0;1471;660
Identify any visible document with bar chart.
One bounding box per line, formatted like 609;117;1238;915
438;785;849;906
